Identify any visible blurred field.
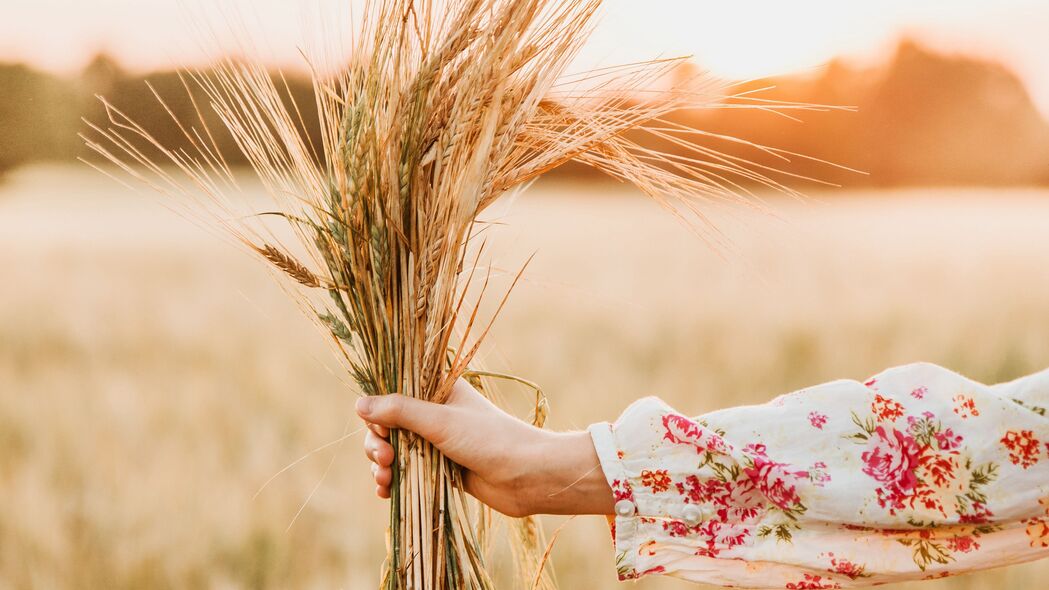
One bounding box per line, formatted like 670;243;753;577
2;164;1049;589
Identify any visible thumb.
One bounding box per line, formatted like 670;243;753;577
356;394;450;445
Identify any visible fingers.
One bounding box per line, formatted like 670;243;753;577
371;463;393;499
366;434;394;499
366;421;389;438
356;394;451;445
372;464;392;487
364;430;394;467
358;382;488;501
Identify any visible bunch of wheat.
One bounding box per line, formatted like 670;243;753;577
82;0;836;587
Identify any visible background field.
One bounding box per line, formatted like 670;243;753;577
2;164;1048;589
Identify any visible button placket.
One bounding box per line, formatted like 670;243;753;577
682;505;704;526
614;499;637;517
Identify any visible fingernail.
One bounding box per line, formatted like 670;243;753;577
356;396;373;416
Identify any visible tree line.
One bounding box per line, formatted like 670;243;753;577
3;41;1048;187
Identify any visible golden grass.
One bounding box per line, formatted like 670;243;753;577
3;166;1049;589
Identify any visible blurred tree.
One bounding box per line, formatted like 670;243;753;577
0;63;82;174
866;41;1049;185
78;57;321;169
668;40;1049;189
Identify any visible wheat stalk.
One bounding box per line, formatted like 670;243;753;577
81;1;840;588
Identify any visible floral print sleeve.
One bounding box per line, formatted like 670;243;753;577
588;363;1049;588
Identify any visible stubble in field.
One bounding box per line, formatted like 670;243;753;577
2;165;1048;589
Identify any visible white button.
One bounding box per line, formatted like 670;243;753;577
682;505;703;526
614;499;636;517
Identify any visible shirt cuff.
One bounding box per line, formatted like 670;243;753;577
588;396;675;581
588;420;643;580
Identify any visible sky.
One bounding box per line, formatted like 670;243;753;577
5;0;1049;114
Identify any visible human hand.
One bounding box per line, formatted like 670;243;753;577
356;379;614;517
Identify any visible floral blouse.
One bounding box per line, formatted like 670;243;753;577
588;362;1049;588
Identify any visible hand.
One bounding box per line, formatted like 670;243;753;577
357;379;614;517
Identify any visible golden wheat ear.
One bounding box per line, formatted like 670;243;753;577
250;244;323;289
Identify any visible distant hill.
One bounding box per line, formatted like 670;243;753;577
2;41;1049;187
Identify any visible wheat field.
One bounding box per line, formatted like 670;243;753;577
2;164;1049;589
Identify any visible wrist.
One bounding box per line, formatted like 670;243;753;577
517;430;614;516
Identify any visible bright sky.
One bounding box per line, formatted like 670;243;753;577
5;0;1049;114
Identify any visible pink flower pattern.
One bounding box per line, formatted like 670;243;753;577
860;425;921;511
786;573;840;589
663;413;728;454
819;552;869;580
592;363;1049;587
